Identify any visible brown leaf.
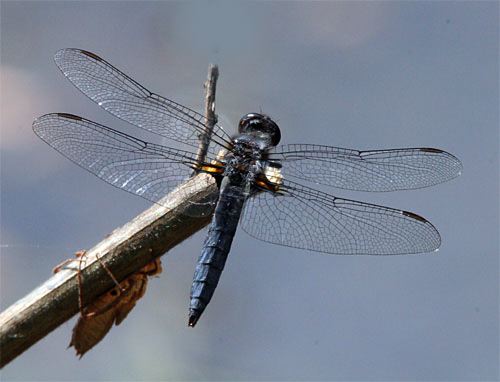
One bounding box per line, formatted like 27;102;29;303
69;258;162;357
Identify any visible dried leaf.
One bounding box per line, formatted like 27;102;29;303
69;258;162;357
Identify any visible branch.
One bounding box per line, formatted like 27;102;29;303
195;64;219;167
0;64;220;368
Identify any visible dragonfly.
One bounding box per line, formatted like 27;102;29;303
33;49;462;327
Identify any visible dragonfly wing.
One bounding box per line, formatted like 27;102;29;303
53;48;231;159
33;113;217;214
240;179;441;255
269;144;462;191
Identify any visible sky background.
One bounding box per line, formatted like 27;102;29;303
1;1;498;381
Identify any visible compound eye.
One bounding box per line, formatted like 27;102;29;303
238;113;261;133
238;113;281;147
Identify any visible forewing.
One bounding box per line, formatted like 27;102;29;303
269;144;462;191
53;48;231;159
240;180;441;255
33;113;203;206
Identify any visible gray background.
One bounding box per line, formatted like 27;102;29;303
1;1;498;381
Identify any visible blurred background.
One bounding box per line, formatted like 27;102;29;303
1;1;498;380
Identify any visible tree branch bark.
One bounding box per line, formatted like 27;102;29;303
0;64;220;368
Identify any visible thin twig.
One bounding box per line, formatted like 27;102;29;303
194;64;219;168
0;64;220;368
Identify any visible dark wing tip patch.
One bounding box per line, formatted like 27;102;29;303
79;50;103;61
419;147;444;154
402;210;428;223
57;113;83;121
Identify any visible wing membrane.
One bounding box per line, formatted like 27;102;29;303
33;113;203;205
53;48;232;159
269;144;462;191
240;180;441;255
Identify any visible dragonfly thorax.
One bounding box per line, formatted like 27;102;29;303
232;134;269;156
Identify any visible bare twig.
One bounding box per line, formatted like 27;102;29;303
195;64;219;168
0;65;220;368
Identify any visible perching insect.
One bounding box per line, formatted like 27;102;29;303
33;49;462;327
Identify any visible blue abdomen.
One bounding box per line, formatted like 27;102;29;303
188;177;246;327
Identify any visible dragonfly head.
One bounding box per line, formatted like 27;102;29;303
238;113;281;148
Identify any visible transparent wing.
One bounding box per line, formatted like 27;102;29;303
240;180;441;255
33;113;213;209
53;48;232;159
268;144;462;191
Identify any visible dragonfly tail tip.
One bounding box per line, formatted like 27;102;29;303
188;314;199;328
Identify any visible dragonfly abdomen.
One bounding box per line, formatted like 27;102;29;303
188;178;246;327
